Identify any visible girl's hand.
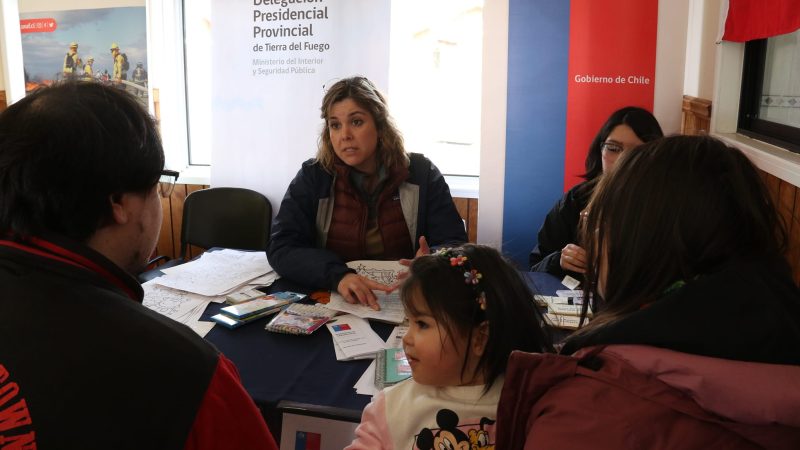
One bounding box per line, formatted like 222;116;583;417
560;243;587;273
337;273;391;310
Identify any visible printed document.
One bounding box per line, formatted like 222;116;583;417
327;314;385;361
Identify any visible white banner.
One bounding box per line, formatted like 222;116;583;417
211;0;391;212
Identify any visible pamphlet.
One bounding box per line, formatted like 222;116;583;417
264;303;338;335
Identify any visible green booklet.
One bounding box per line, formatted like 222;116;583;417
374;348;412;389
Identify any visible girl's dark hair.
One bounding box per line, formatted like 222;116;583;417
582;106;664;181
0;81;164;242
576;135;788;332
401;244;552;391
316;76;408;172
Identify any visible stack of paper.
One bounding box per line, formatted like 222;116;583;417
155;249;276;296
142;249;280;337
539;291;591;330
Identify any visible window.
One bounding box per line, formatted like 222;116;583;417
183;0;211;166
739;29;800;153
388;0;483;177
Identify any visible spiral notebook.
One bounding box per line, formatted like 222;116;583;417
264;303;338;335
374;348;412;389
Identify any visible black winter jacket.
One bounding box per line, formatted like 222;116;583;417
268;153;467;290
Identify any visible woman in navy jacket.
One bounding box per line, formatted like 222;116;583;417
268;76;466;308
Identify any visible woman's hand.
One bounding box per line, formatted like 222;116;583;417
560;243;587;273
390;236;432;292
337;273;392;310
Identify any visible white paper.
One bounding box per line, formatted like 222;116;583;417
556;289;584;298
561;275;581;290
142;281;215;326
247;271;280;286
187;320;216;338
354;361;378;396
326;314;385;360
326;291;405;324
384;325;409;349
547;303;585;317
154;249;271;296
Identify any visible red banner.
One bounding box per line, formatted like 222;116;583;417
563;0;658;190
722;0;800;42
20;18;57;34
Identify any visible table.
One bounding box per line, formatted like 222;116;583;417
201;271;566;439
201;278;394;436
521;271;568;297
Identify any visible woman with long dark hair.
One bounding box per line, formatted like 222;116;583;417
499;135;800;449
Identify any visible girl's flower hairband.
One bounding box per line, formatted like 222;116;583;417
434;248;487;310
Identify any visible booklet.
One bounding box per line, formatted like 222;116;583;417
264;303;338;335
326;314;386;360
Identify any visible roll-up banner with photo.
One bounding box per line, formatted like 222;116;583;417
211;0;391;208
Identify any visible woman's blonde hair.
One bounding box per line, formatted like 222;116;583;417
316;76;408;172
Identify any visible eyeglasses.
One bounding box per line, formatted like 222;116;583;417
158;169;179;198
601;142;624;154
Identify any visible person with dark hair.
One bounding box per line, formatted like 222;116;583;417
0;82;278;449
529;106;663;278
497;135;800;449
347;244;553;449
268;76;466;309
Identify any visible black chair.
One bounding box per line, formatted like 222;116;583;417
138;187;272;283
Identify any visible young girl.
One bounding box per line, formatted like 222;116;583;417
347;244;552;450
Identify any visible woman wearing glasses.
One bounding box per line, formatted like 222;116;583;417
529;106;663;279
268;76;466;309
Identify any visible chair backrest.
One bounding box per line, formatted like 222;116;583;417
178;187;272;259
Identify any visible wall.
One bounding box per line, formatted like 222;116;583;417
683;0;721;99
476;0;508;247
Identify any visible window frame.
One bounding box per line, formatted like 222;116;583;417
737;38;800;153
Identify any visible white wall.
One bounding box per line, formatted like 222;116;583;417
654;0;691;134
476;0;508;246
0;0;23;102
684;0;721;99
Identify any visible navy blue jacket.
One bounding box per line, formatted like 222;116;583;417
268;153;467;290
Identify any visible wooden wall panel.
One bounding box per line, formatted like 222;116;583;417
452;198;478;243
467;199;479;243
154;184;210;261
681;95;712;135
0;91;6;113
760;171;800;286
792;191;800;286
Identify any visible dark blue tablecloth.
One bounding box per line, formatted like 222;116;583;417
521;271;567;296
199;269;566;436
201;279;393;415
